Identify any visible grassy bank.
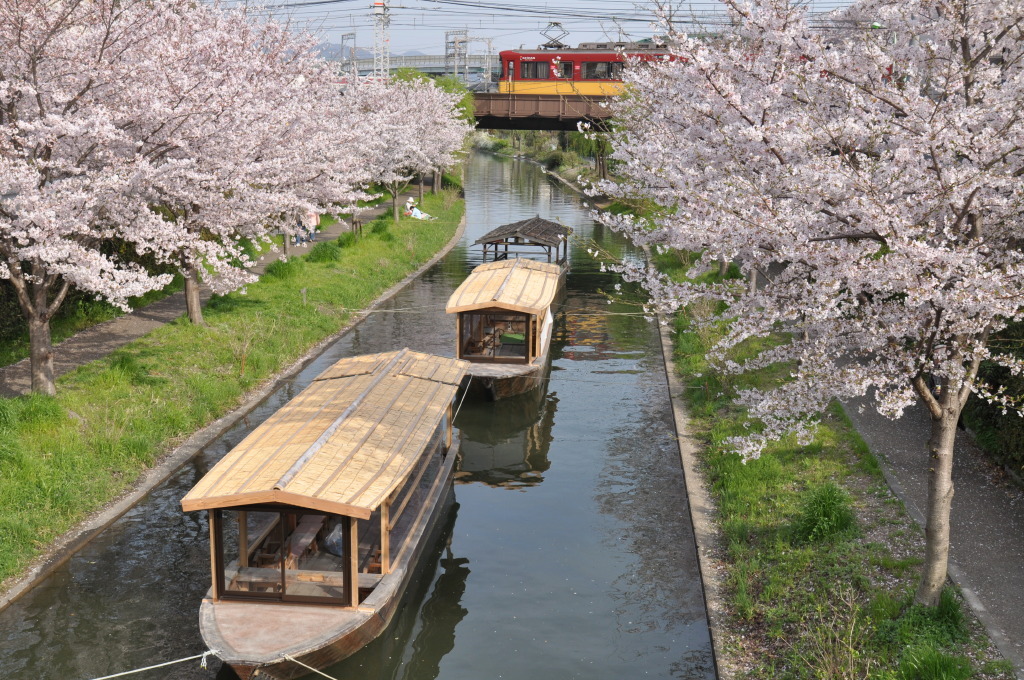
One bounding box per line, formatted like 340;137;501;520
0;190;463;588
652;249;1013;680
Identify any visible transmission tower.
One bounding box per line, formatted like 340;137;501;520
373;0;390;79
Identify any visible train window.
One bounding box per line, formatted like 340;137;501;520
519;61;549;79
581;62;623;80
551;61;573;79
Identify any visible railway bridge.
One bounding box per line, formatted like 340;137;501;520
473;93;613;132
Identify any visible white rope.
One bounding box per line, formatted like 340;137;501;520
284;654;343;679
85;651;215;680
452;375;473;422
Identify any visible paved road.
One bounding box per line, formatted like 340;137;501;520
843;396;1024;678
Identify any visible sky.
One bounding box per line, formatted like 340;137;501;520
248;0;855;57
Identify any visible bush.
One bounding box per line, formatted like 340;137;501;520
336;232;356;248
791;482;857;543
264;257;305;279
306;242;341;263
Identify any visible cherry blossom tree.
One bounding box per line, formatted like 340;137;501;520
361;77;472;221
2;0;382;384
1;0;182;394
598;0;1024;606
125;5;378;325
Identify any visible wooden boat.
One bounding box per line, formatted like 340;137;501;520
474;216;571;272
446;257;563;400
180;349;469;680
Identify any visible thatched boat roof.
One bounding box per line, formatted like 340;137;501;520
181;349;468;519
445;259;562;316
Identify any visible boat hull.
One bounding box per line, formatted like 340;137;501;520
203;440;459;680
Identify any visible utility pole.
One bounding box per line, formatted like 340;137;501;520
339;32;357;80
373;0;390;79
445;29;468;80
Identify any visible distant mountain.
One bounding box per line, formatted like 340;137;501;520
316;43;374;60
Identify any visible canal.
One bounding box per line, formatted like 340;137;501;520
0;151;715;680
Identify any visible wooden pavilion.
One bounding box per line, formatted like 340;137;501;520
474;216;571;266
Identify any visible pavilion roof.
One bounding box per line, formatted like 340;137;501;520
473;217;571;249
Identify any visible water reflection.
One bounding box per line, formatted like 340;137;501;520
455;388;557;489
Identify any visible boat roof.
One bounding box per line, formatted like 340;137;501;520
180;349;468;520
473;217;571;249
446;259;562;316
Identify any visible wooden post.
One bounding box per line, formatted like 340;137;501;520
381;502;391;575
238;511;248;568
209;511;221;602
444;403;453;451
345;516;359;607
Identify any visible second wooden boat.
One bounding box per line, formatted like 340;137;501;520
446;258;564;400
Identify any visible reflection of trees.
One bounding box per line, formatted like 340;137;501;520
455;387;558;489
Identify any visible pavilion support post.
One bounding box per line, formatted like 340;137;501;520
381;502;391;574
345;516;359;607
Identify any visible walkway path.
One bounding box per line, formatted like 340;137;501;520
0;197;409;397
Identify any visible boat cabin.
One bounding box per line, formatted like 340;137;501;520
474;216;571;266
180;349;468;609
446;259;563;365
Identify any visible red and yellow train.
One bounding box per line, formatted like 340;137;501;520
498;41;671;97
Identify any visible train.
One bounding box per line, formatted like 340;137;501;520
497;40;671;97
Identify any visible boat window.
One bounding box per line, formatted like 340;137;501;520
581;61;623;80
459;312;530;362
214;508;364;606
519;61;548;79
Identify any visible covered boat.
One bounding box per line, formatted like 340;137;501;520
180;349;469;679
446;258;563;400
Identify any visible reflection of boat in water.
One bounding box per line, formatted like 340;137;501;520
311;504;471;680
447;259;563;401
181;349;468;680
455;387;558;489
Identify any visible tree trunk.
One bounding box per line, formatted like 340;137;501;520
748;267;759;293
184;266;205;325
392;194;400;222
28;312;56;396
915;398;960;606
433;170;440;194
283;231;293;258
418;174;424;202
718;256;729;277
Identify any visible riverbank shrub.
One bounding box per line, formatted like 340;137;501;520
645;246;1011;678
791;482;857;544
306;241;341;263
0;191;463;588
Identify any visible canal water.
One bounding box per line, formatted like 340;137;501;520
0;151;715;680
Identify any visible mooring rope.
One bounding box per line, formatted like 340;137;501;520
85;651;215;680
284;654;342;679
452;375;473;422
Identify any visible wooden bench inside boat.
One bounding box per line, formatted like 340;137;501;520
285;514;326;569
231;567;383;591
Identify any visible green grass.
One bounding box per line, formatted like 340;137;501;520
0;190;463;586
652;247;1012;679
